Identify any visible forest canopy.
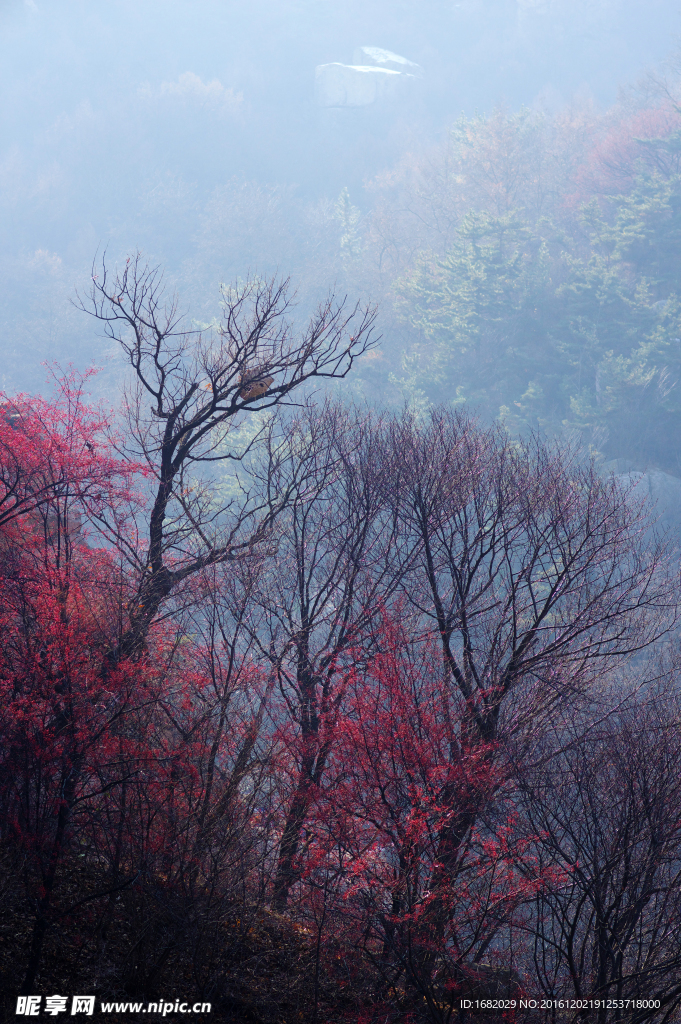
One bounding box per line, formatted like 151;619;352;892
0;346;679;1021
362;98;681;471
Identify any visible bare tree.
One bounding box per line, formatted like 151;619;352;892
519;694;681;1023
241;400;408;912
181;557;277;870
76;253;377;662
383;408;676;980
389;409;674;744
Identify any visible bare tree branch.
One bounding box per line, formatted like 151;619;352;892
74;253;378;662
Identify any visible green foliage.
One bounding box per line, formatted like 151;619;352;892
397;210;555;423
393;125;681;469
335;187;362;265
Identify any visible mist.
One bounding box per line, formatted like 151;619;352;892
2;0;680;398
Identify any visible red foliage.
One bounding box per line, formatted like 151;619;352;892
0;375;287;996
566;103;681;209
0;377;205;990
0;380;578;1012
291;616;553;1009
0;369;138;535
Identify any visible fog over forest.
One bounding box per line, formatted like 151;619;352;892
3;0;681;415
6;3;681;1020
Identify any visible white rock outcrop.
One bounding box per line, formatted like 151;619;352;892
352;46;424;77
315;63;411;108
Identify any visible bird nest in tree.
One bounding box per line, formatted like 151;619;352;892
239;372;274;401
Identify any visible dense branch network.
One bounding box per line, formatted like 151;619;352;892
75;253;377;661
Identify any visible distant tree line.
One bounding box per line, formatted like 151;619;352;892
348;93;681;473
